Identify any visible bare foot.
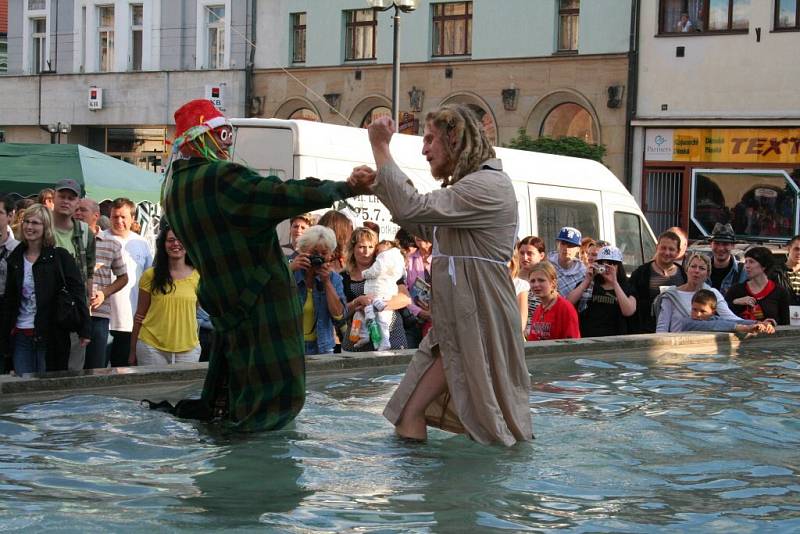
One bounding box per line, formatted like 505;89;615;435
395;414;427;441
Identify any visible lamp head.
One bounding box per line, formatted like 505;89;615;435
367;0;418;12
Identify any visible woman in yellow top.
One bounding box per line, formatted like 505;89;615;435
129;224;200;365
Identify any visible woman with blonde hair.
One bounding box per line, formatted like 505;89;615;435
509;247;530;336
527;261;580;341
0;204;90;374
656;252;743;332
341;226;411;351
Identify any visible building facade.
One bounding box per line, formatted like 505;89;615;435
253;0;633;180
632;0;800;239
1;0;253;169
0;0;634;180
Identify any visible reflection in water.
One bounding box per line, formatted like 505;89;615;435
0;347;799;531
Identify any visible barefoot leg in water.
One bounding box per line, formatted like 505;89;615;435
395;356;447;440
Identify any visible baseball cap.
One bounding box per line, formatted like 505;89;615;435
54;178;82;197
556;226;582;247
596;245;623;263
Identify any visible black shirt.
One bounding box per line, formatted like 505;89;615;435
579;280;634;337
709;257;733;291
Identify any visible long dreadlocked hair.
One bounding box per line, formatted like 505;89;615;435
425;104;496;187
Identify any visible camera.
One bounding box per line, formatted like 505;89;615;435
309;254;326;267
594;264;606;274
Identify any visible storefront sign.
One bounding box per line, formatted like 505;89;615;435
645;128;800;164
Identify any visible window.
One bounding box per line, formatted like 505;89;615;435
207;5;225;68
432;2;472;56
131;4;143;71
0;38;7;73
659;0;750;33
98;5;114;72
345;9;377;61
32;18;47;73
614;212;656;274
28;0;46;9
291;12;307;63
776;0;799;29
536;198;599;253
691;169;798;240
541;103;595;143
558;0;579;51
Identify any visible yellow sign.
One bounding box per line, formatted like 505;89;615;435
672;128;800;164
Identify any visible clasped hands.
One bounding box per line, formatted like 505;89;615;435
347;116;396;195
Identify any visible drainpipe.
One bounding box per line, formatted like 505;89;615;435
53;0;59;72
244;0;257;117
623;0;641;191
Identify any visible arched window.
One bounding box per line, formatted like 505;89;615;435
360;106;391;128
288;108;321;122
540;103;594;143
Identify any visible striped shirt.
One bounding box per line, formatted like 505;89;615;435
92;232;127;319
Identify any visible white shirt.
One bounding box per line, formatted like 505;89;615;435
513;277;529;297
102;230;153;331
16;258;36;329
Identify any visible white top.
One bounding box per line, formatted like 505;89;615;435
16;258;36;329
513;277;529;297
102;230;153;331
362;247;405;301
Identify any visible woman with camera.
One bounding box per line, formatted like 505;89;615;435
292;225;348;355
566;245;636;337
341;227;411;352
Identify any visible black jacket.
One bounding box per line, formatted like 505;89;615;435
1;244;90;371
628;260;687;334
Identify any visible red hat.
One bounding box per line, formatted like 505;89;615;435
173;99;229;140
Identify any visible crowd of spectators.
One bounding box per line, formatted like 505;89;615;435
0;183;796;376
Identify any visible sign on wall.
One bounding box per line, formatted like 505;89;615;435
88;87;103;110
205;84;225;111
646;128;800;164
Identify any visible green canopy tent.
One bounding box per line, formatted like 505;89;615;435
0;143;163;203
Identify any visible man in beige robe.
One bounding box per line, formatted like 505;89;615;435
349;105;532;446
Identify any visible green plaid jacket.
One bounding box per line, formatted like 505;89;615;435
162;158;355;431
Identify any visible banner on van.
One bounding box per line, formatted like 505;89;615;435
645;128;800;164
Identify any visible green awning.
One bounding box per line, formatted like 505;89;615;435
0;143;163;203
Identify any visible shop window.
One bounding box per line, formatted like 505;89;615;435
776;0;799;29
558;0;579;51
291;12;307;63
131;4;143;71
288;108;321;121
360;107;392;128
540;102;595;143
206;5;225;69
659;0;749;33
691;169;798;240
432;2;472;57
32;18;48;73
614;212;656;274
536;198;599;253
344;9;377;61
98;5;114;72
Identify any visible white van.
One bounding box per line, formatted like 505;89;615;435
229;118;657;272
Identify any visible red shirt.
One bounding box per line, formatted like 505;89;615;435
527;296;581;341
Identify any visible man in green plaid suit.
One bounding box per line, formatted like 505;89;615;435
159;99;368;431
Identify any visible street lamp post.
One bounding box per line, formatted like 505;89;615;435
47;122;72;144
367;0;418;132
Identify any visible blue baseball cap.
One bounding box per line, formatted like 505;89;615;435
556;226;582;247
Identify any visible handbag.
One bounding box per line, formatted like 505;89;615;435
55;252;84;332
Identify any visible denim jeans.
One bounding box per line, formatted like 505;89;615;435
85;317;110;370
12;333;47;375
